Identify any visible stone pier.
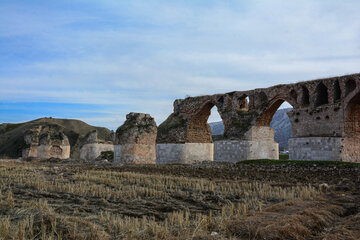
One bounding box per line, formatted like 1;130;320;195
114;112;157;164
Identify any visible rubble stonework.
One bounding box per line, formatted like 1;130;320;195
157;73;360;162
22;125;70;159
114;113;157;164
80;130;114;161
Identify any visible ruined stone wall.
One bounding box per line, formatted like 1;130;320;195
158;74;360;144
22;125;70;160
156;73;360;162
80;143;114;161
79;130;114;161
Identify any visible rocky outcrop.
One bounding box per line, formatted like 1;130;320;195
22;125;70;159
114;112;157;164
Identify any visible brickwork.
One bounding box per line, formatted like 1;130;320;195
289;137;343;161
157;73;360;162
156;143;213;164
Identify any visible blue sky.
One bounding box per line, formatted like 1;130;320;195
1;0;360;129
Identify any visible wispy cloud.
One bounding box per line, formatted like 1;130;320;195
1;0;360;127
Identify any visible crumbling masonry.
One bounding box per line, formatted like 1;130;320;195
157;73;360;163
114;112;157;164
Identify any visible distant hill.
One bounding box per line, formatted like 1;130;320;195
0;118;114;158
209;108;292;149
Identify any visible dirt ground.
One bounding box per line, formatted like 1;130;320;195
0;159;359;239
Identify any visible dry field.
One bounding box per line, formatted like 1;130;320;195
0;159;359;239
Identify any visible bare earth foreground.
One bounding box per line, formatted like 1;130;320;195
0;159;359;240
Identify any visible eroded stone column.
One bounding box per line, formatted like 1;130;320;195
114;112;157;164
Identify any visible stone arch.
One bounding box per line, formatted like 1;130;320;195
333;80;341;103
345;79;356;96
256;98;294;126
343;91;360;162
301;85;310;106
186;101;224;143
344;92;360;138
315;82;329;107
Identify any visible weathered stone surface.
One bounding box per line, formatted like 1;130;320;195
157;73;360;162
80;143;114;161
114;113;157;164
289;137;343;161
22;125;70;159
80;130;114;161
214;140;278;162
156;143;213;164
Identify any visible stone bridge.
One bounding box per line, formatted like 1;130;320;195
156;73;360;163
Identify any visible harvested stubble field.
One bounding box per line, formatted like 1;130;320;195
0;159;359;240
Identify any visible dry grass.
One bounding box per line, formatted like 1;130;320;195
0;161;322;239
224;200;345;240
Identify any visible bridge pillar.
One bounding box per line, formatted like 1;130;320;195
214;126;279;162
156;143;214;164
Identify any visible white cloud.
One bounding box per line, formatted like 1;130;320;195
1;0;360;127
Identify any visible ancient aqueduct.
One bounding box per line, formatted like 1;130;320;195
155;73;360;163
22;73;360;163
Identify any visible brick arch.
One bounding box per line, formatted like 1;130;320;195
345;78;356;96
333;80;341;103
186;101;224;143
315;82;329;107
256;97;295;126
300;85;310;106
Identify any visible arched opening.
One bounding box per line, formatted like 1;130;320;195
344;92;360;138
257;99;293;155
315;82;329;107
301;85;310;106
345;79;356;96
237;95;249;111
208;106;225;141
333;81;341;103
343;92;360;162
186;102;225;143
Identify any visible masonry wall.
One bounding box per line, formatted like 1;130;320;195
156;143;213;164
80;143;114;161
214;140;278;162
288;105;343;138
114;145;122;163
341;138;360;163
114;144;156;164
288;137;343;161
37;145;70;160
